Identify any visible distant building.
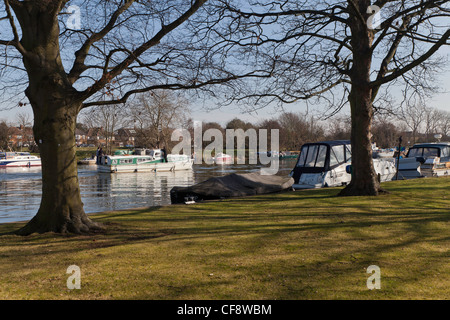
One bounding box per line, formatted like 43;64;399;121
7;125;35;149
115;128;136;147
86;127;107;147
75;128;88;146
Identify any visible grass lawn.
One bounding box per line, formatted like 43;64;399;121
0;177;448;300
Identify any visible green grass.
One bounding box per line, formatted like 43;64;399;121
0;177;448;300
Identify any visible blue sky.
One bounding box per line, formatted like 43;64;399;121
1;68;449;127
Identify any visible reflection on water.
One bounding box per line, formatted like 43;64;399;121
0;161;294;223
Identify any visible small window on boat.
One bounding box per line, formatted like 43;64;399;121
422;148;439;158
304;145;318;167
296;146;308;167
331;145;345;166
315;145;327;167
407;148;421;157
442;147;449;158
330;151;339;167
345;145;352;162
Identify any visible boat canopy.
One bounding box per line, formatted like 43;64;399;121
291;140;352;184
406;143;450;159
295;140;351;171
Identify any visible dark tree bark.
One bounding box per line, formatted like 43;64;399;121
339;0;381;196
11;1;102;234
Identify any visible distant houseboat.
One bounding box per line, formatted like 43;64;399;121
290;140;396;189
97;149;193;173
0;152;42;167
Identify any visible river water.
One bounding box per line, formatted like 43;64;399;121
0;161;295;223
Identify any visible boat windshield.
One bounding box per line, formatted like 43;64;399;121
296;144;327;168
407;147;440;158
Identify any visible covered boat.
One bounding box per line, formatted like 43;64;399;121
170;172;294;204
396;142;450;179
290;140;396;189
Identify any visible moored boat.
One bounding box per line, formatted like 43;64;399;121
77;157;96;165
279;151;299;160
214;153;233;165
0;152;41;167
97;149;193;173
289;140;396;189
396;142;450;179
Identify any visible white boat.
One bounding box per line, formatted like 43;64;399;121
0;152;42;167
214;153;233;165
78;157;96;165
290;140;397;189
97;149;193;173
395;142;450;179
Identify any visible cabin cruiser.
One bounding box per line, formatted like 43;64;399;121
396;142;450;179
0;152;42;167
97;149;193;173
289;140;396;189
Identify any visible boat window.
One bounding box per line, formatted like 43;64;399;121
304;145;318;167
345;145;352;162
297;145;327;168
442;147;449;158
330;151;339;166
331;145;345;166
408;147;439;158
296;146;308;167
315;145;327;167
423;148;439;157
407;148;421;157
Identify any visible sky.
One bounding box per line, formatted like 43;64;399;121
2;68;449;128
1;2;449;127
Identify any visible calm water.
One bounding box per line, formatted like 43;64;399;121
0;161;294;223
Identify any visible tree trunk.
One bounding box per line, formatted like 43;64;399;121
11;1;103;235
16;100;103;235
338;0;384;196
338;85;382;196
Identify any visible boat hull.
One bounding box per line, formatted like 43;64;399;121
0;160;42;167
292;159;396;190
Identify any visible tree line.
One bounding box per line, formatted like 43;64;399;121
76;90;450;153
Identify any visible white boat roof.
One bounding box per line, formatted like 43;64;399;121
106;154;155;159
411;142;450;148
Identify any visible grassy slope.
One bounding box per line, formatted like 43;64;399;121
0;177;448;300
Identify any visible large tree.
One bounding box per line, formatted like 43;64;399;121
211;0;450;196
0;0;270;235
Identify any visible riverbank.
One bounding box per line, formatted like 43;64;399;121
0;176;448;299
